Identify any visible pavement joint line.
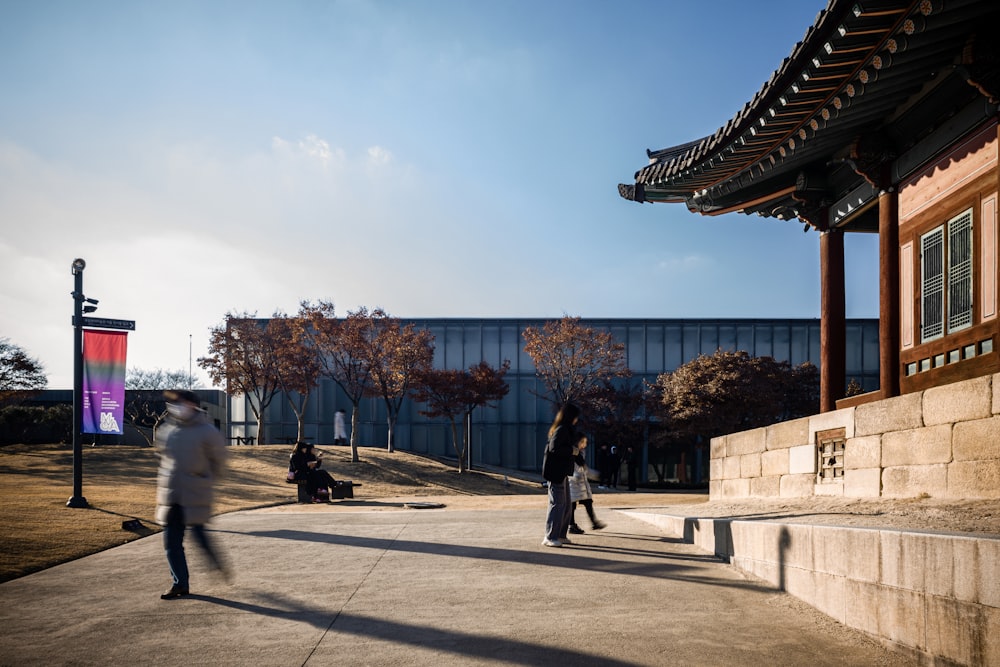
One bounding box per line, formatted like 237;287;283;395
301;519;411;665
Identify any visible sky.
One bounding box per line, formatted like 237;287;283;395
0;0;878;390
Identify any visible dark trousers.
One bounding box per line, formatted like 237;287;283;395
571;499;598;527
545;478;572;541
307;469;337;496
163;504;222;589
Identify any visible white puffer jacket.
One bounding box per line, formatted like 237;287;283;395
568;462;592;503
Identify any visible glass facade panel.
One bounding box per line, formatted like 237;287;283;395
501;324;519;370
665;325;683;370
464;325;481;369
737;325;755;352
682;325;700;361
646;326;664;370
755;326;773;358
700;325;718;355
845;325;862;377
482;324;500;367
719;326;736;352
229;317;879;475
790;326;809;365
445;325;463;369
628;326;645;371
773;325;790;362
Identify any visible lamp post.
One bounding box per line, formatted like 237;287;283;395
68;258;94;508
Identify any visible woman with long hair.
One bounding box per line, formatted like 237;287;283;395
541;402;580;547
289;441;338;503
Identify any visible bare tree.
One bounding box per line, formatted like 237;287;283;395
522;316;630;410
199;312;281;444
0;338;47;407
123;367;194;446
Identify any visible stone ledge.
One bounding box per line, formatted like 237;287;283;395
621;509;1000;667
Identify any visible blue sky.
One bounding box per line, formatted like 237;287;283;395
0;0;876;389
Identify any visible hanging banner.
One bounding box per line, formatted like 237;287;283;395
82;330;128;434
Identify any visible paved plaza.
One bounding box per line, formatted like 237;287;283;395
0;499;911;666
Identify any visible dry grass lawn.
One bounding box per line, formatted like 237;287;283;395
0;442;542;583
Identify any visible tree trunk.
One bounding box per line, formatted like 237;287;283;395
286;393;310;443
386;414;396;453
248;396;266;445
256;413;265;445
450;419;464;473
349;405;360;463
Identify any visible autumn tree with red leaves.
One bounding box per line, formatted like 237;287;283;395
364;312;435;452
522;316;630;411
413;360;510;472
654;349;819;441
272;309;324;442
298;301;376;463
199;312;282;443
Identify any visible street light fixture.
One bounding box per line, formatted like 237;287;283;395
67;258;95;508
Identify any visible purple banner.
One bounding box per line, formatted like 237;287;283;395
82;330;128;434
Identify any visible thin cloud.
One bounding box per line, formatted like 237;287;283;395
656;254;712;273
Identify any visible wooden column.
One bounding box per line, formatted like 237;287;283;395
820;227;846;412
879;189;900;398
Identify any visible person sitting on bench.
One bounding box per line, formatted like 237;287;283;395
289;441;337;503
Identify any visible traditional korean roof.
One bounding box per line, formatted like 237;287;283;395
619;0;1000;231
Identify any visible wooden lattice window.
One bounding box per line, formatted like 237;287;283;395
921;208;973;343
816;428;846;484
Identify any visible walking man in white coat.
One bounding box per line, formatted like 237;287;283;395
155;389;228;599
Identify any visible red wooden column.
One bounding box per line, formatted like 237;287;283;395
820;227;846;412
879;189;900;398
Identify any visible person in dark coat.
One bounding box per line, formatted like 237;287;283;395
608;444;621;488
541;403;580;547
596;443;611;488
289;441;338;502
625;445;638;491
155;389;228;600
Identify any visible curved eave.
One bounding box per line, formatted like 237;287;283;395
620;0;999;217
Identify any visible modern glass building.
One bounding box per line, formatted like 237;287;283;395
228;317;880;480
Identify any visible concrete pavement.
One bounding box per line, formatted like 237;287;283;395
0;497;912;666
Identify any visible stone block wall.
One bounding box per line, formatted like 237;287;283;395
710;374;1000;500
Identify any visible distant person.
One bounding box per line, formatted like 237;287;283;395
290;441;338;502
597;443;611;488
541;402;580;547
334;409;348;446
568;433;606;534
155;389;229;600
609;444;621;488
625;445;638;491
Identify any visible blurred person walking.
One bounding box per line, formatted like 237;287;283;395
155;389;229;599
